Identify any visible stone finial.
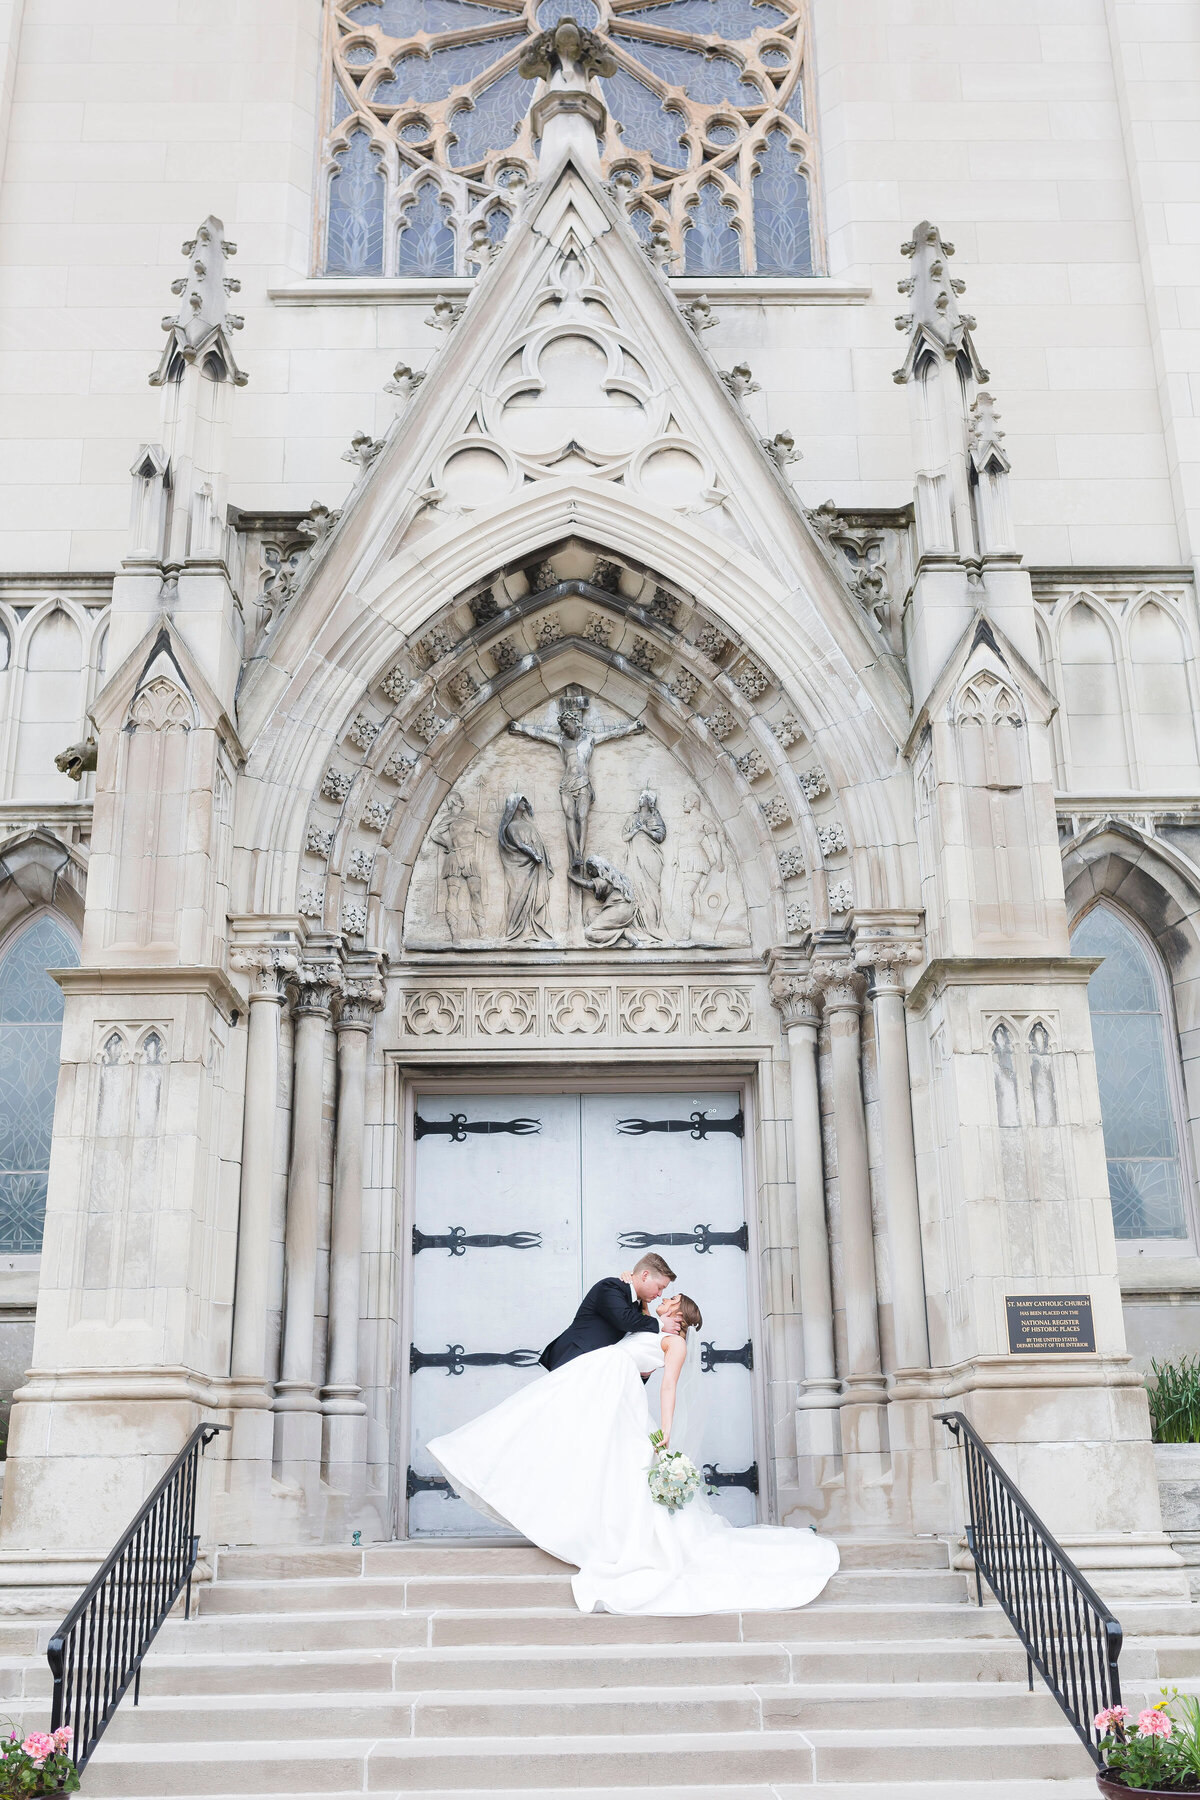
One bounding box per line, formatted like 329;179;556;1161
521;18;614;174
968;390;1010;474
151;214;247;388
518;17;616;82
892;220;987;385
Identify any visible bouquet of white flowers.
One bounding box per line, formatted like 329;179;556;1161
647;1428;703;1512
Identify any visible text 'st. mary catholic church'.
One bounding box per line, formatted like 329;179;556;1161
0;0;1197;1599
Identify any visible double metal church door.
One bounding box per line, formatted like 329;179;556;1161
406;1089;758;1537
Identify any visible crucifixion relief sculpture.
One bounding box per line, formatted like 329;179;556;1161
507;688;645;881
402;691;750;950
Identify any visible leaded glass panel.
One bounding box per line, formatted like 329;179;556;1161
751;127;811;274
684;180;742;273
1071;905;1188;1240
398;181;457;271
323;0;818;273
326;128;386;274
447;65;532;165
611;35;763;105
0;917;78;1257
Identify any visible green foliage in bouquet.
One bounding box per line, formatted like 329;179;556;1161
647;1429;703;1513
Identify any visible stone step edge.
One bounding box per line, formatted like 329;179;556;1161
87;1676;1077;1709
89;1725;1083;1762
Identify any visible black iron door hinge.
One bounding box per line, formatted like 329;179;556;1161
616;1108;744;1140
704;1461;759;1494
412;1226;543;1256
410;1344;541;1375
701;1338;754;1372
415;1112;541;1141
619;1223;749;1254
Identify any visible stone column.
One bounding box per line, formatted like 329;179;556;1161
229;948;294;1396
770;964;839;1464
323;973;382;1503
859;946;929;1373
275;961;339;1490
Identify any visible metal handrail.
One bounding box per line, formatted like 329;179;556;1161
936;1410;1122;1766
47;1422;227;1770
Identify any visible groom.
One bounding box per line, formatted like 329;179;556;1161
539;1253;678;1371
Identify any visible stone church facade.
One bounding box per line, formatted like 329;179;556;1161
0;0;1196;1594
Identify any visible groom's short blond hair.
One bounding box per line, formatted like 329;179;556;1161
632;1252;676;1282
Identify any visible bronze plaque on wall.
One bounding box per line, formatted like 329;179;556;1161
1005;1294;1096;1355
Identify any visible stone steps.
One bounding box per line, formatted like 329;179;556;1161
195;1567;970;1615
81;1726;1090;1795
16;1539;1200;1799
87;1678;1072;1742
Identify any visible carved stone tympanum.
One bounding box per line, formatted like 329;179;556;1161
403;692;749;950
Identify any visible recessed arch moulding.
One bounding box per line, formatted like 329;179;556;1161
238;534;916;950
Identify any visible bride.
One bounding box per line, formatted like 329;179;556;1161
427;1292;839;1615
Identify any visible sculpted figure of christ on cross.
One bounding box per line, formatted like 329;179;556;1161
508;688;645;879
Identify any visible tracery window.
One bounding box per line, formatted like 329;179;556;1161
321;0;818;275
1071;904;1190;1242
0;916;79;1256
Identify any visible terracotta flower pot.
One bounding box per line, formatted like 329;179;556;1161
1097;1772;1200;1797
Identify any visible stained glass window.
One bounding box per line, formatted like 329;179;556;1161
1071;905;1189;1240
752;127;811;275
326;128;386;274
684;180;742;274
397;181;457;272
0;916;78;1256
322;0;819;274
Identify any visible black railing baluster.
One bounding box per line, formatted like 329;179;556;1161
45;1422;226;1772
936;1411;1121;1768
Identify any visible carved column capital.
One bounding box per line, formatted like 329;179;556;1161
336;977;384;1031
231;945;299;1002
289;961;343;1019
854;939;922;999
812;961;865;1013
770;970;821;1029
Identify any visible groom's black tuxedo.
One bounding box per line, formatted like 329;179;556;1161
539;1277;660;1372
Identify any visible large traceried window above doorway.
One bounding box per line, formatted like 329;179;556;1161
1071;904;1190;1243
0;916;78;1256
321;0;818;276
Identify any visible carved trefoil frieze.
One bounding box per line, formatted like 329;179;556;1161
617;986;683;1034
395;981;763;1045
473;988;539;1036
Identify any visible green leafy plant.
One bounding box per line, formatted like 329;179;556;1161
0;1724;79;1797
1096;1690;1200;1791
1148;1356;1200;1444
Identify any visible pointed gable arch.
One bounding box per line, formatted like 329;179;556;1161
240;534;917;945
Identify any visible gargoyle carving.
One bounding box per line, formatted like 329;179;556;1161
55;738;98;781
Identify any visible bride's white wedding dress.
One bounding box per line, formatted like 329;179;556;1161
427;1329;839;1615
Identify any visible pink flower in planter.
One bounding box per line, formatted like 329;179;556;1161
1095;1706;1129;1732
1137;1708;1173;1738
21;1732;54;1767
51;1726;73;1752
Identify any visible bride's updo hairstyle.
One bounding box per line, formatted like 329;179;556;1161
676;1295;703;1333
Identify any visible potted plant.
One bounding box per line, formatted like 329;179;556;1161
0;1726;79;1797
1096;1694;1200;1794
